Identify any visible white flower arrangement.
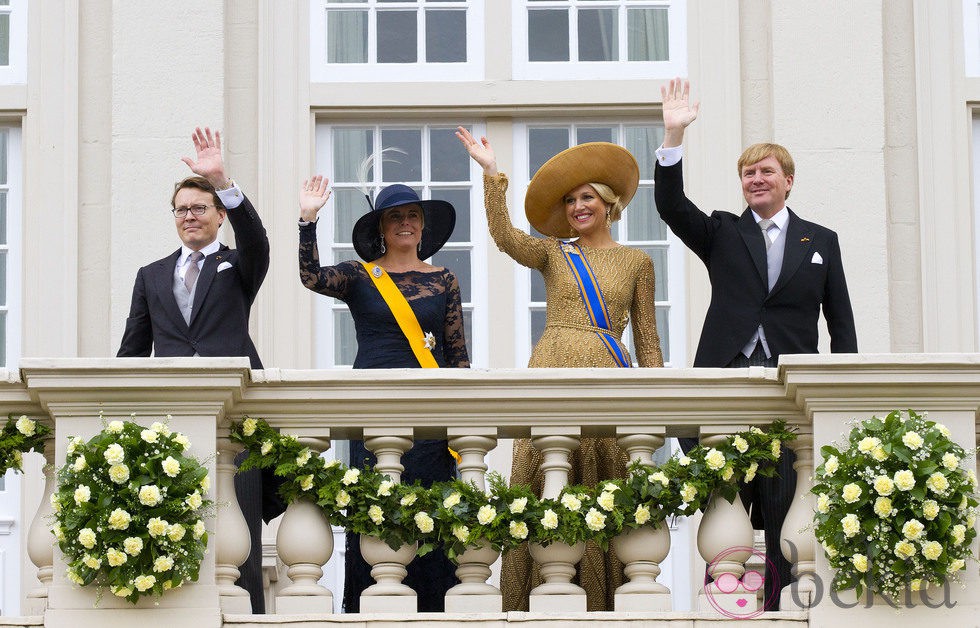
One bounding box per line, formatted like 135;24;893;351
52;415;214;604
812;410;979;599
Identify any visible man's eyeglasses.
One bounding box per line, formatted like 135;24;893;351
172;204;214;218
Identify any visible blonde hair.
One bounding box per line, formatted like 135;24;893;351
587;182;624;222
737;143;795;199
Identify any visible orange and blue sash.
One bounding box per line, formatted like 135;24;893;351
558;241;631;368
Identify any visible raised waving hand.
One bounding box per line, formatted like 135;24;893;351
455;126;498;176
661;78;700;148
299;175;331;223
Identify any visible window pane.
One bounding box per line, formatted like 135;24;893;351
333;128;373;183
639;246;667;301
333;189;368;243
655;305;670;364
0;250;7;305
431;248;471;302
0;310;5;367
625;186;665;241
381;129;422;182
425;10;466;62
623;125;662;179
576;127;615;144
430;127;469;182
334;310;357;365
528;128;570;177
528;10;569;61
531;308;547;348
578;9;617;62
462;307;473;362
378;11;418;63
327;11;368;63
332;245;356;265
531;272;546;302
431;188;470;242
628;7;669;61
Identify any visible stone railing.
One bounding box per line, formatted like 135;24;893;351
8;355;980;627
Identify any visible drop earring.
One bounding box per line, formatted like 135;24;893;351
379;235;386;255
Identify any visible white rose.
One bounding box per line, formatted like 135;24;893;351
15;416;35;436
680;483;697;503
921;541;943;560
414;512;435;533
922;500;939;520
108;463;130;484
296;449;312;466
902;519;924;540
816;493;830;514
138;485;162;506
894;469;916;491
147;517;168;538
678;455;692;467
106;420;124;434
149;421;171;436
634;504;651;525
367;505;384;524
744;461;759;482
299;475;314;491
452;525;470;543
873;475;894;496
83;554;102;569
477;505;496;525
106;548;127;567
942;452;960;471
74;485;91;505
124;536;144;556
192;520;206;539
841;483;862;504
704;448;726;471
161;456;181;478
902;431;924;450
103;443;125;465
336;490;351;508
559;493;582;512
926;472;949;494
342;469;361;485
77;527;97;549
648;472;669;486
508;497;527;514
873;497;892;518
823;455;839;476
186;491;203;510
857;437;880;453
140;429;158;443
173;433;191;451
841;513;860;538
107;508;131;530
851;553;868;573
400;492;418;507
260;441;273;455
73;456;87;472
241;418;258;436
442;491;461;508
509;520;529;539
133;575;156;592
597;491;616;512
540;509;559;529
167;524;186;542
585;507;606;531
732;435;748;453
153;556;174;572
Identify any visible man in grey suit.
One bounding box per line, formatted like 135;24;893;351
117;127;283;613
654;79;857;609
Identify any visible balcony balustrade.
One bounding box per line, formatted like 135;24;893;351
2;354;980;627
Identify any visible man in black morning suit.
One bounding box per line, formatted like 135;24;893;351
654;80;857;609
117;127;284;613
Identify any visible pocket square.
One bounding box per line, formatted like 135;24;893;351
217;261;233;272
811;252;823;265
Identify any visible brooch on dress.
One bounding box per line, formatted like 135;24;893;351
371;265;383;278
423;331;437;350
560;242;578;254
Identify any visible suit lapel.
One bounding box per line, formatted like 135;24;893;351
189;245;229;326
737;210;769;288
154;250;190;332
768;209;813;298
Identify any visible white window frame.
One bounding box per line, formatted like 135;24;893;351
512;0;686;81
0;126;20;368
313;121;489;368
0;0;26;84
965;0;980;76
973;114;980;338
310;0;485;83
509;121;686;368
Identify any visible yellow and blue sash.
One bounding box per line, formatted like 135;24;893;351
558;242;631;368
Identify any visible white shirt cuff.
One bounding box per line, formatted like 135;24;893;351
216;183;244;209
655;144;684;167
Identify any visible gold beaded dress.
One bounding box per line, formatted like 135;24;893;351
485;173;663;611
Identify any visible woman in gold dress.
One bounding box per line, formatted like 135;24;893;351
456;127;663;611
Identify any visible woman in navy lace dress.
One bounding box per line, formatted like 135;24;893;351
297;175;469;612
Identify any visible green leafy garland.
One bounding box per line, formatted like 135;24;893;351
0;415;49;474
232;417;794;557
812;410;979;598
52;416;214;603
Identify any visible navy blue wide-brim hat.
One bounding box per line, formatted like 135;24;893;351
352;184;456;262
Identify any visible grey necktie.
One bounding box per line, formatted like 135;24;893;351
184;251;204;292
759;218;775;251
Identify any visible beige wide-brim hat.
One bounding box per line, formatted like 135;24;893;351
525;142;640;238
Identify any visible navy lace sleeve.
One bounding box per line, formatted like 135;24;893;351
298;222;360;299
442;270;469;368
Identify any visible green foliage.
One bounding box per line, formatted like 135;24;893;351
0;415;50;474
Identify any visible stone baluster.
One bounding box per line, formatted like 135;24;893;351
612;427;671;611
24;431;55;615
696;429;757;616
527;426;586;613
444;428;501;613
780;429;815;610
276;435;335;614
215;431;253;613
360;428;417;613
